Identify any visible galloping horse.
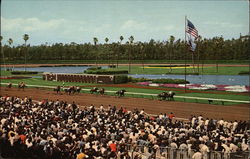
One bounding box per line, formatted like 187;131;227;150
64;86;75;95
98;88;105;95
7;83;12;88
76;86;81;93
18;82;26;90
54;86;61;94
63;87;70;94
90;87;99;94
157;92;169;101
168;91;176;101
158;91;176;101
115;89;126;97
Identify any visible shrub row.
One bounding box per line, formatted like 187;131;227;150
128;77;189;84
114;75;128;84
147;65;190;67
84;69;128;75
238;71;250;75
108;65;116;68
86;66;102;71
11;71;38;75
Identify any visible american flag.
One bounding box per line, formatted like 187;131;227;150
186;19;198;38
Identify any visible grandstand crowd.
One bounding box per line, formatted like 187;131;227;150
0;95;249;159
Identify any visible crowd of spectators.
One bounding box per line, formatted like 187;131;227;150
0;95;249;159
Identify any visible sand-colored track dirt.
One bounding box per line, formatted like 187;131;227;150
1;87;249;121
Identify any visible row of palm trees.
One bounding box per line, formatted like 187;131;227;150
1;34;249;73
92;35;179;72
0;34;29;71
1;34;137;71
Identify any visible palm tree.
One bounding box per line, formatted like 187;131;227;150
120;36;124;43
8;38;13;46
215;36;224;73
93;37;98;66
23;34;29;71
117;36;124;68
169;35;175;72
213;37;223;73
7;38;13;70
105;37;109;66
139;42;145;70
0;36;6;71
128;36;134;72
201;38;208;72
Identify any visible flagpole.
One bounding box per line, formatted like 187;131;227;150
192;52;195;73
184;16;187;93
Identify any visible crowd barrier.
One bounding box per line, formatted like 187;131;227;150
123;145;250;159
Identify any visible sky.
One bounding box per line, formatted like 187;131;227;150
1;0;249;46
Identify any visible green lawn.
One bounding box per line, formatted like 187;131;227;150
0;78;97;87
0;70;12;76
179;92;250;101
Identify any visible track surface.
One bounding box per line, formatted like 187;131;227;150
1;87;249;121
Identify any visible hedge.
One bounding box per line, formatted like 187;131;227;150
147;65;190;67
238;71;250;75
128;77;189;84
114;75;128;84
86;66;102;71
108;65;116;68
11;71;38;75
84;69;128;75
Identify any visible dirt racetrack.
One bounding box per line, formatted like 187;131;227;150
0;87;249;121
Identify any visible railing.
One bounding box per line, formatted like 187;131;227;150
123;144;250;159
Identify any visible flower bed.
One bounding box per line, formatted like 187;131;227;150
137;82;250;93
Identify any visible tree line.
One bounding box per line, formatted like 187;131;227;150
0;35;249;64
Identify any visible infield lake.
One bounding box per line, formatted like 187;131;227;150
4;66;250;86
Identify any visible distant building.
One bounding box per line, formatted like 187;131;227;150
240;34;249;40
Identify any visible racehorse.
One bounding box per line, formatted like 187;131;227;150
18;82;26;90
157;92;169;101
64;86;75;95
157;91;176;101
168;91;176;101
7;83;12;88
76;86;81;93
97;88;105;95
54;86;61;94
90;87;99;94
115;89;126;97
